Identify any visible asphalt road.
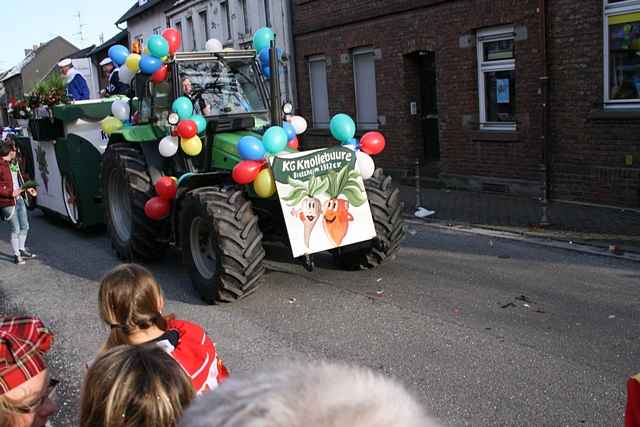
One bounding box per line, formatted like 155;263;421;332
1;212;638;426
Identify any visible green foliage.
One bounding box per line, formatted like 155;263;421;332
326;166;366;207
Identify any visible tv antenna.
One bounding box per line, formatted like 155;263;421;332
74;11;85;42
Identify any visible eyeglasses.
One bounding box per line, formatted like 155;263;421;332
13;378;59;414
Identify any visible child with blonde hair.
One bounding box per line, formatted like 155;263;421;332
98;264;228;393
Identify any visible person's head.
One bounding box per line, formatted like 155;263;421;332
57;59;73;76
0;316;58;427
179;362;439;427
0;140;16;161
80;344;195;427
182;78;192;95
99;57;114;76
98;264;168;350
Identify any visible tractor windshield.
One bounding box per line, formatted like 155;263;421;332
178;59;267;118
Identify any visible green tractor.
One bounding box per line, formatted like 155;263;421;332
101;47;404;304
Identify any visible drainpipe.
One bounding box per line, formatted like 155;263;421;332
539;0;551;226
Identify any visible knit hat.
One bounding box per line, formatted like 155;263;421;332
0;317;53;395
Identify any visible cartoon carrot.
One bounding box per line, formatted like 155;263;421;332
323;167;366;246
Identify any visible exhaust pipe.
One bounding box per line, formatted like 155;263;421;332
269;39;282;126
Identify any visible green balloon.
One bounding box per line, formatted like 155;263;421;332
330;114;356;143
191;115;207;134
253;27;275;53
148;35;169;58
172;97;193;120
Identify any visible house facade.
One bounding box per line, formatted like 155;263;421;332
116;0;175;49
293;0;640;208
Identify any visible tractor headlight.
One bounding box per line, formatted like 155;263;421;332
282;102;293;115
168;113;180;126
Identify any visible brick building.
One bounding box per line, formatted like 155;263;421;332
292;0;640;208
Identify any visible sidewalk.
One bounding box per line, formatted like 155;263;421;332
399;186;640;254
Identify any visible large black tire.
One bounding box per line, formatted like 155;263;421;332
102;143;167;260
334;169;405;269
180;187;265;304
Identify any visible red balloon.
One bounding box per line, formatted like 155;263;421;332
359;131;386;156
162;28;181;55
232;160;265;185
155;176;177;201
144;196;171;220
151;64;168;83
176;120;197;139
287;137;299;150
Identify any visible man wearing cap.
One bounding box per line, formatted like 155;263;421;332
0;316;58;427
58;58;90;101
99;57;129;97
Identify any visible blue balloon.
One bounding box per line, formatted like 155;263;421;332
238;136;266;161
262;64;271;79
330;113;356;143
172;97;194;120
139;55;162;74
282;122;296;141
108;45;129;66
258;47;283;65
343;138;359;149
253;27;275;53
262;126;288;154
190;115;207;134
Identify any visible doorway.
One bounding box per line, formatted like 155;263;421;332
417;51;440;161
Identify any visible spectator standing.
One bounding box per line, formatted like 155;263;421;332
0;316;58;427
0;140;36;265
97;264;229;393
80;345;195;427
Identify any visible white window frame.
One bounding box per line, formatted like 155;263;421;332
603;0;640;109
477;26;516;131
220;1;232;41
308;55;330;129
352;47;379;130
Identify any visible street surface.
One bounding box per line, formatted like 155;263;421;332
1;212;638;426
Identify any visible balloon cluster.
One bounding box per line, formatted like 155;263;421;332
144;176;177;221
160;97;208;157
108;28;181;87
101;100;131;135
329;114;386;180
252;28;278;79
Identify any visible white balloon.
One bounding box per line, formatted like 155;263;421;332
288;115;307;135
158;136;179;157
111;101;130;121
356;151;375;180
118;66;135;85
205;38;223;52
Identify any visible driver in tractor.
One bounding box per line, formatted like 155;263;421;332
182;78;211;116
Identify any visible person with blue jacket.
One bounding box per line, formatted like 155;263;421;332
58;58;90;101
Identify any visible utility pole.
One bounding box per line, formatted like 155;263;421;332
74;11;85;42
99;33;105;45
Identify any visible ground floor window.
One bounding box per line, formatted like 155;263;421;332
477;26;516;130
308;56;330;128
352;48;378;129
604;0;640;108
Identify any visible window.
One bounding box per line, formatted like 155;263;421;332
604;0;640;108
153;26;162;35
352;48;378;129
220;1;231;41
186;16;196;51
175;21;183;51
477;26;516;130
263;0;271;27
199;10;210;48
241;0;250;34
308;56;330;128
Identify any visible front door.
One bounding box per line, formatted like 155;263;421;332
419;52;439;160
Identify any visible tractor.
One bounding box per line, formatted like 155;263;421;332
101;47;405;304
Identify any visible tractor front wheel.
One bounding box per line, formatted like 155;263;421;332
180;187;265;304
333;169;405;270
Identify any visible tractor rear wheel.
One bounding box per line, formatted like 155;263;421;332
180;186;265;304
333;169;405;270
102;143;167;260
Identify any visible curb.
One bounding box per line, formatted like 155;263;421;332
404;216;640;263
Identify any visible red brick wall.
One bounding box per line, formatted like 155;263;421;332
293;0;640;207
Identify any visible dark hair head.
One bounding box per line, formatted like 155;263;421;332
0;141;15;158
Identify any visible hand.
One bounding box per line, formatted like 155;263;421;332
12;188;23;197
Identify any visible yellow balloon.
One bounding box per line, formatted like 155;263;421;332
181;135;203;156
253;168;276;198
101;116;123;136
161;55;169;63
125;54;141;72
143;47;150;55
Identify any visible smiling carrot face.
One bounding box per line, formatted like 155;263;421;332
323;198;353;246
